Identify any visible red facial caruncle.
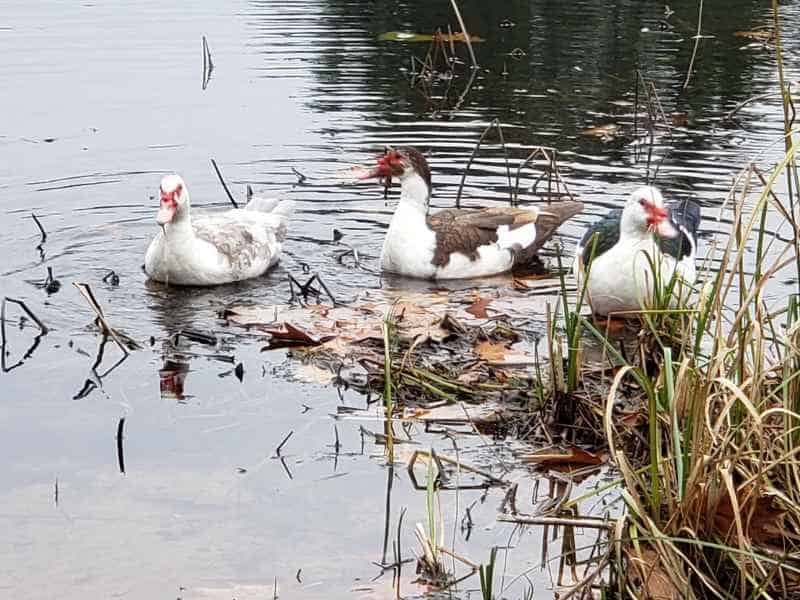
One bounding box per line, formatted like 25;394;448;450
644;201;668;227
356;150;404;181
156;182;182;225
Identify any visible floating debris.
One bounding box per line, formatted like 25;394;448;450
378;31;485;43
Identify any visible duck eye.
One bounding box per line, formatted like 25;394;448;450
638;198;647;207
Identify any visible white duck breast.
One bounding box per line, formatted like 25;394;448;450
361;147;583;280
144;175;294;286
573;187;700;316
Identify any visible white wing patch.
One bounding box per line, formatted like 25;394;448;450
496;222;537;251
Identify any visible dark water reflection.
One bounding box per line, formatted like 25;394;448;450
0;0;798;597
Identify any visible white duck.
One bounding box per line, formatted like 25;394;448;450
573;186;700;316
144;174;294;286
356;147;583;280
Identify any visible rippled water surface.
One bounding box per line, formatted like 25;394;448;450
1;1;799;598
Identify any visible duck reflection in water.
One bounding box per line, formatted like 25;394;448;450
159;358;190;401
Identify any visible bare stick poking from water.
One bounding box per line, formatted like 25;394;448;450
73;283;130;356
455;119;512;208
31;213;47;246
54;478;58;506
449;0;478;68
202;35;214;90
682;0;704;90
116;417;126;474
291;166;307;184
210;159;239;208
275;430;294;456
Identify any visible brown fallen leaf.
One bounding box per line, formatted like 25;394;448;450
712;490;786;544
261;322;330;349
522;445;603;468
466;296;493;319
474;340;533;366
628;547;682;600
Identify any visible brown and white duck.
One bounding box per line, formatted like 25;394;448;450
356;147;583;279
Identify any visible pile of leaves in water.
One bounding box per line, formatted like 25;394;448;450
223;287;548;412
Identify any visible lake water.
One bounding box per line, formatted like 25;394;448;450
1;1;798;598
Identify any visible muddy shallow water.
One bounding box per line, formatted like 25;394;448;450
1;1;799;598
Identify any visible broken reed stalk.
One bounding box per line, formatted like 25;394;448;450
382;315;395;461
73;283;130;356
455;119;513;208
116;417;126;473
682;0;704;90
771;0;800;293
31;213;46;246
210;158;239;208
1;297;49;335
449;0;478;68
275;430;294;455
496;513;614;530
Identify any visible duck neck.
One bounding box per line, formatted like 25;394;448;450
398;171;431;214
619;209;650;243
164;202;193;240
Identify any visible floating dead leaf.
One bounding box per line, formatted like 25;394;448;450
522;445;603;468
670;112;689;127
474;340;532;366
404;403;508;427
734;29;774;41
466;296;493;319
511;275;550;290
261;322;329;349
378;31;486;43
582;123;619;141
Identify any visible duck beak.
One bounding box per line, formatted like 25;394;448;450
655;219;679;238
157;196;177;224
647;205;678;238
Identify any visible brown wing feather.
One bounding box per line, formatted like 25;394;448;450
427;202;583;268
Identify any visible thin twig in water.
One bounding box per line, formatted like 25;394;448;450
723;91;781;122
210;158;239;208
73;283;130;356
202;35;214;90
496;513;614;530
456;119;513;208
682;0;704;90
275;430;294;456
1;297;49;335
31;213;46;247
291;166;307;184
449;0;478;68
116;417;126;474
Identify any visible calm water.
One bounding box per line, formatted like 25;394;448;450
1;1;798;598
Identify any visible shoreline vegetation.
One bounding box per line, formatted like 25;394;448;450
225;2;800;598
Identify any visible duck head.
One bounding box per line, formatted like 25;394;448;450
157;174;190;225
357;147;432;207
621;186;678;239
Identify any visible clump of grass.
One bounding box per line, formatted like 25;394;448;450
550;146;800;599
479;546;497;600
413;451;449;586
